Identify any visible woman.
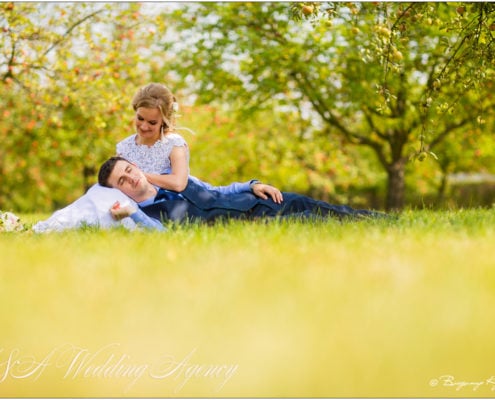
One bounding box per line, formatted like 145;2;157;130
116;83;189;192
116;83;283;202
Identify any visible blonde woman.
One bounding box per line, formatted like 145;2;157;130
117;83;283;202
116;83;189;192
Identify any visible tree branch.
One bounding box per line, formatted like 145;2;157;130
362;107;388;140
291;68;390;167
429;117;472;150
42;9;105;57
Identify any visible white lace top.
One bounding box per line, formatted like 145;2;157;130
116;133;189;174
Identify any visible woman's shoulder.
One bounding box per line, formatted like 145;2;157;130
116;134;137;148
163;132;188;146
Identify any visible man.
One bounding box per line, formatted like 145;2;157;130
98;156;384;229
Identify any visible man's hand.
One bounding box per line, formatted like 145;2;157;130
109;201;136;220
252;183;284;204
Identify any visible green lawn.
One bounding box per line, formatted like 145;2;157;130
1;209;495;397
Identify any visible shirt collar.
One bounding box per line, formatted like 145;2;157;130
137;185;160;207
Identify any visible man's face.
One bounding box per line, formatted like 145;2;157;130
107;160;149;201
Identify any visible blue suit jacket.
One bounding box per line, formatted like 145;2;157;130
140;178;279;222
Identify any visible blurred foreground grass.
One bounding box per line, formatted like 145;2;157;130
1;209;495;397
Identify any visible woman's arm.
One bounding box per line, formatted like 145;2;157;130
144;146;189;192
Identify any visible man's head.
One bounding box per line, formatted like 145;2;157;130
98;156;154;202
98;156;126;188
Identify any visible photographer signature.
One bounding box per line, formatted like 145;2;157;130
430;375;495;391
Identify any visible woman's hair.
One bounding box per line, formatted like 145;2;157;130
132;83;177;134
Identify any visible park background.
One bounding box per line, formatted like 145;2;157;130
1;2;495;214
2;2;495;398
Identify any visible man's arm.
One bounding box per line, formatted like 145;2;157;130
187;175;251;194
188;176;283;204
110;201;165;231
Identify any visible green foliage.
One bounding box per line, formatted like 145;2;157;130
181;104;385;207
0;3;162;212
1;3;494;213
163;2;495;209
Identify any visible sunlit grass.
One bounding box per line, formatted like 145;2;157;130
1;209;495;397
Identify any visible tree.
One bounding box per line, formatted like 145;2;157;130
163;2;495;210
0;3;164;211
180;104;383;208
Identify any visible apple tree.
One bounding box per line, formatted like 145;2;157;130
0;2;163;211
162;2;495;209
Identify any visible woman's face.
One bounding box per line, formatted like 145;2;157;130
134;107;163;143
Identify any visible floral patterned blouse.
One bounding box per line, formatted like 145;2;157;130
116;133;189;174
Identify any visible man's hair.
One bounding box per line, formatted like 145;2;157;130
98;156;128;187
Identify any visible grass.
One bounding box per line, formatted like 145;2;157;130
1;208;495;397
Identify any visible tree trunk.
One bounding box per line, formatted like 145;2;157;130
386;160;406;211
436;172;448;206
83;165;96;193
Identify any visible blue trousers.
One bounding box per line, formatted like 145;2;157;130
248;192;381;220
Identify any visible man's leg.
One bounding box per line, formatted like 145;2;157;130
250;192;384;220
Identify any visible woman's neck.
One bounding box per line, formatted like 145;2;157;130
135;134;160;147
